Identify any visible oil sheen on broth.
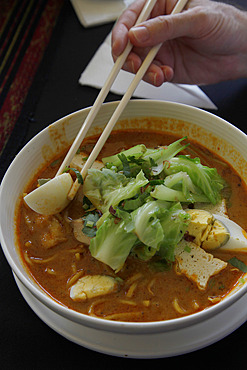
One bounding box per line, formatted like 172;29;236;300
16;130;247;322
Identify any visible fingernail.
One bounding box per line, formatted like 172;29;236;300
130;26;149;42
123;60;135;73
146;72;157;86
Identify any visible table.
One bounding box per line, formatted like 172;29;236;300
1;1;247;368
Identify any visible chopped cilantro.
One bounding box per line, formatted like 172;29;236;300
184;245;191;253
63;166;83;184
149;258;172;272
228;257;247;273
82;213;99;237
37;178;51;186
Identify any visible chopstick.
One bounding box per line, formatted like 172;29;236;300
67;0;189;200
56;0;157;177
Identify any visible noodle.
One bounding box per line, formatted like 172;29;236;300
24;250;57;265
208;296;221;304
125;273;143;286
75;252;81;261
67;270;85;287
102;312;143;321
71;263;77;274
88;298;111;317
126;282;138;298
23;250;33;265
147;278;156;296
142;300;150;307
118;299;137;306
192;300;200;310
45;267;56;275
172;298;188;314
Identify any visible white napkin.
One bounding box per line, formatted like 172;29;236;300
70;0;131;28
79;34;217;109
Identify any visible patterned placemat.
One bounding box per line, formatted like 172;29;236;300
0;0;64;155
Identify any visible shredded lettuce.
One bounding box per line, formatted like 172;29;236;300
89;215;137;271
163;156;226;205
90;200;190;270
143;137;189;176
157;202;191;261
83;168;149;213
102;137;188;178
131;201;165;250
82;138;226;271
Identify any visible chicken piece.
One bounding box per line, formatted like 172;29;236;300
185;209;214;245
71;218;91;245
39;215;67;248
24;212;67;248
202;219;230;251
174;240;227;290
70;275;118;301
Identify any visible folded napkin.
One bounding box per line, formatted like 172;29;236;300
79;34;217;109
70;0;132;28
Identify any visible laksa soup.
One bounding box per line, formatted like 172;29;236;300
16;126;247;322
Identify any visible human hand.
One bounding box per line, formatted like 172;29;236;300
111;0;247;86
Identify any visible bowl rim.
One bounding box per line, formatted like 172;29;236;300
1;99;247;334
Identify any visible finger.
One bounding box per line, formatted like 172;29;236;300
128;8;209;47
122;51;174;87
151;0;178;17
142;63;174;86
111;0;146;57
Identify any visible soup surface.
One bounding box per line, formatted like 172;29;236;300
16;129;247;322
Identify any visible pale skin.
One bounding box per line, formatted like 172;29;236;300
111;0;247;86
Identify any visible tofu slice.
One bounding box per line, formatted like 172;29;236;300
70;152;104;172
70;275;118;301
174;240;227;290
186;209;214;245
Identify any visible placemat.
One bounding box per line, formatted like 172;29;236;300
0;0;64;156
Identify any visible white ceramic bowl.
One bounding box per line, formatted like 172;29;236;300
1;100;247;359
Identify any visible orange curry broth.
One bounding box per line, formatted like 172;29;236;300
16;130;247;322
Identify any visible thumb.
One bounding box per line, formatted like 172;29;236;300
128;9;206;46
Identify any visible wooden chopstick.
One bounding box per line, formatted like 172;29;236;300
67;0;189;200
56;0;157;177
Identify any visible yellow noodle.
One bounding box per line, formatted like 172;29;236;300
126;282;138;298
30;255;57;264
125;272;143;286
45;267;56;275
71;263;77;274
172;298;188;315
88;298;111;317
102;312;143;321
208;296;221;304
24;250;57;265
23;250;33;265
66;246;85;254
67;269;85;287
142;300;150;307
118;299;137;306
147;278;156;296
192;300;200;310
24;241;32;248
230;267;239;273
75;252;80;261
